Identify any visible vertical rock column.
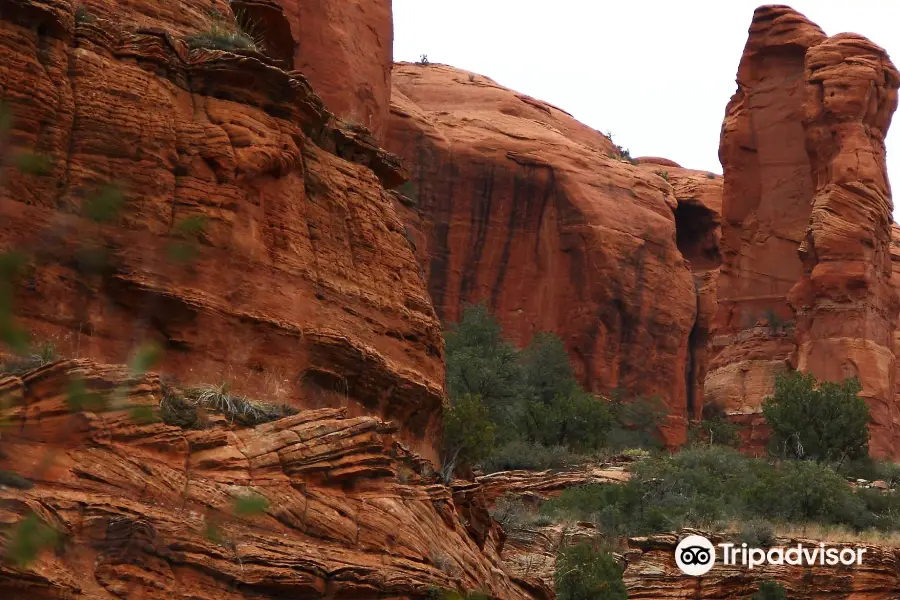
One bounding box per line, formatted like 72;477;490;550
706;6;826;420
788;34;900;457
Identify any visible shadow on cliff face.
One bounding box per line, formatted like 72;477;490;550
674;201;721;272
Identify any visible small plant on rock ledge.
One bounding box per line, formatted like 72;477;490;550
74;5;96;24
185;9;260;53
417;53;430;66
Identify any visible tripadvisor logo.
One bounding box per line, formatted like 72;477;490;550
675;535;716;576
675;534;867;575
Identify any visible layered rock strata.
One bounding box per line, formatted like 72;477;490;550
708;5;827;419
788;33;900;457
709;5;900;454
0;360;534;599
0;0;443;459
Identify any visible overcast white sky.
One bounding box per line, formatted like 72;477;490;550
394;1;899;219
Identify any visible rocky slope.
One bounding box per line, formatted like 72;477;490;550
0;0;443;459
708;5;900;455
387;62;711;444
0;360;536;599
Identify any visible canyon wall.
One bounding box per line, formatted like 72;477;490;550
280;0;394;141
709;5;900;455
386;63;701;444
0;0;442;459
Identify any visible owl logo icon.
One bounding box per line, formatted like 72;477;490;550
675;535;716;576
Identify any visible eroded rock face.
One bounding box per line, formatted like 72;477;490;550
708;5;827;418
387;63;697;445
788;33;900;457
0;360;535;599
0;0;442;459
709;6;900;455
283;0;393;141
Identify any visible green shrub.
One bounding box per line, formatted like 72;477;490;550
185;11;259;52
750;459;867;527
856;487;900;532
740;519;775;547
523;391;612;452
443;305;618;475
841;457;900;488
763;371;869;463
634;446;757;529
479;440;578;473
160;382;297;429
689;404;741;448
606;391;669;450
749;580;788;600
0;340;57;375
444;303;524;427
555;543;627;600
442;393;495;481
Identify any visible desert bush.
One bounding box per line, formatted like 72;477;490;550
841;457;900;488
444;305;622;476
605;391;669;450
442;393;496;481
522;391;612;452
555;542;627;600
0;340;57;375
479;440;578;473
490;495;532;532
689;403;741;448
185;10;259;52
444;303;524;428
740;519;776;547
160;382;297;429
749;580;789;600
763;371;870;463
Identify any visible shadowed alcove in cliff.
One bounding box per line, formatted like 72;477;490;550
673;200;721;271
230;0;296;68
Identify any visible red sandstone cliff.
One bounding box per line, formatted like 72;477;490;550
0;0;441;460
281;0;394;142
387;63;706;444
0;361;535;599
789;33;900;457
709;5;900;455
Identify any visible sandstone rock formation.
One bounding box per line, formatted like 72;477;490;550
0;0;442;459
788;33;900;457
0;360;535;599
281;0;394;142
708;5;827;421
388;63;700;444
623;530;900;599
708;5;900;455
475;466;630;504
637;164;723;420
